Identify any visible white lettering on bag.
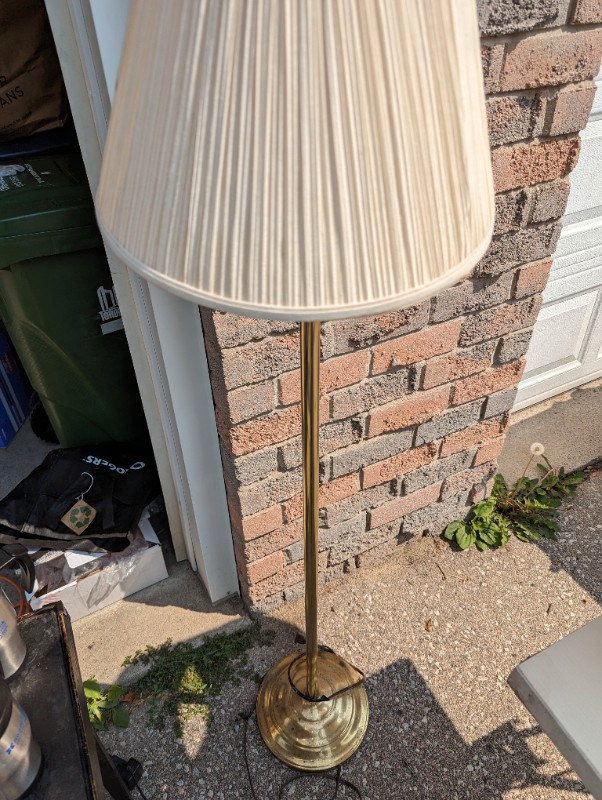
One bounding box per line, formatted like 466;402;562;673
82;456;146;474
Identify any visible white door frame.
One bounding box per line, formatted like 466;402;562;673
44;0;239;602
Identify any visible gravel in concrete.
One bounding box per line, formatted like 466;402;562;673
95;467;602;800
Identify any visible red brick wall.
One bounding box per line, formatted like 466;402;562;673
201;2;602;609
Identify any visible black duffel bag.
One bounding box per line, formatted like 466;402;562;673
0;443;159;552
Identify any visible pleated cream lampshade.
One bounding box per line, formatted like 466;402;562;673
96;0;494;321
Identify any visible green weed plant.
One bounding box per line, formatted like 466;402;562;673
121;622;275;735
83;678;130;730
444;455;584;552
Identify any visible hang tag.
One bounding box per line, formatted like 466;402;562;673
61;502;97;534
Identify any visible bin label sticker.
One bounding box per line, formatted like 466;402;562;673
97;285;124;335
24;163;44;184
0;175;23;191
0;165;42;190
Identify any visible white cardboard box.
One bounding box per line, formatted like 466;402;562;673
29;520;168;621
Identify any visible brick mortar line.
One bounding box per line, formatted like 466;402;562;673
210;326;301;353
489;131;584;153
490;131;581;153
275;374;286;407
487;78;600;99
494;175;570;197
509;269;523;299
567;0;584;24
487;78;596;102
480;22;602;49
488;218;566;237
542;90;561;137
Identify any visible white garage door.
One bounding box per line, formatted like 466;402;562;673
514;67;602;411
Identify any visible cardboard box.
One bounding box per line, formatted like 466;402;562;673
0;328;29;446
29;518;168;622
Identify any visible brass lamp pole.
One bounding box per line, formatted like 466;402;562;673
301;320;320;700
255;321;369;770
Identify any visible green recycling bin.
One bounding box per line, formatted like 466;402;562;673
0;154;145;446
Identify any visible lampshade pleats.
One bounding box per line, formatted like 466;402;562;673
97;0;494;321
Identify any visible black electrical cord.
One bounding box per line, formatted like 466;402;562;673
136;785;149;800
241;707;363;799
286;645;366;703
278;767;363;799
242;639;366;797
241;709;261;800
110;753;149;800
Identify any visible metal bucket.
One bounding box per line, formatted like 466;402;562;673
0;592;26;679
0;676;42;800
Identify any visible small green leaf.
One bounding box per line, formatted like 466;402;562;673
523;526;542;541
475;539;488;551
471;498;496;520
493;473;507;494
107;685;126;703
456;526;477;550
477;521;501;546
97;699;118;710
444;520;465;540
112;706;130;728
84;679;101;700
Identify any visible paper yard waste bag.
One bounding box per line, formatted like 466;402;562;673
0;0;69;141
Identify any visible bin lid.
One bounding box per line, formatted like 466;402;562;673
0;119;79;161
0;155;101;266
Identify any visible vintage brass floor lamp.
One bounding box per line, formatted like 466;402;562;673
96;0;494;773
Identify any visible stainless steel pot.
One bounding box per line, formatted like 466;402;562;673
0;592;26;679
0;675;42;800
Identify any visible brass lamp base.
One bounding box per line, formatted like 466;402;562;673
256;648;369;772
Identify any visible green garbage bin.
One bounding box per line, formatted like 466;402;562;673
0;154;145;446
